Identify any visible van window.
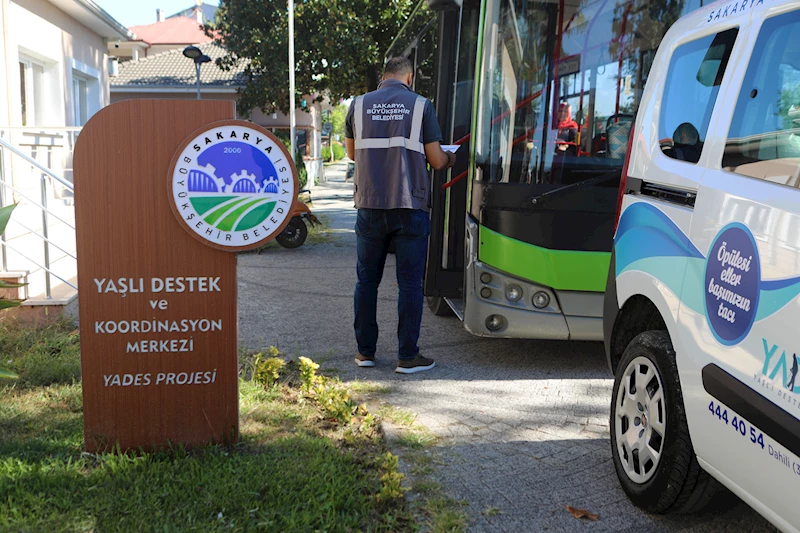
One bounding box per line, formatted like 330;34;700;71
659;29;738;164
723;11;800;187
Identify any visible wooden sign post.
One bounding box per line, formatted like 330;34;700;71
74;100;298;451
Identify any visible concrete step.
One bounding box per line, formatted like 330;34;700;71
0;270;78;326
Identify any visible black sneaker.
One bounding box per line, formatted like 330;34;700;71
355;353;375;367
395;354;435;374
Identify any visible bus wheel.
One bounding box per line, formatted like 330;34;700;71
426;296;454;316
610;330;724;514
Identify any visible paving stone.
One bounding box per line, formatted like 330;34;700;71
238;169;775;533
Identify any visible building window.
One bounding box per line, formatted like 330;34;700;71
19;62;26;125
19;57;45;126
73;75;89;126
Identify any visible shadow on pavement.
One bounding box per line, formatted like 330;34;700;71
237;175;773;533
414;437;775;533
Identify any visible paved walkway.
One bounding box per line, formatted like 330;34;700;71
238;161;773;532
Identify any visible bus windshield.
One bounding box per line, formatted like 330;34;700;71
475;0;699;186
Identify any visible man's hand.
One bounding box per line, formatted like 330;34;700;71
425;141;457;170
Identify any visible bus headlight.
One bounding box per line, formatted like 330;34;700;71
480;272;492;284
505;284;523;302
480;287;492;299
532;291;550;309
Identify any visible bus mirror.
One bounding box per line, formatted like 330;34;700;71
427;0;462;11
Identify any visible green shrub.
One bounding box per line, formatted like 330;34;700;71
0;203;24;380
252;351;285;388
377;452;408;502
275;133;308;189
322;144;345;162
332;143;345;160
296;149;308;189
315;383;355;424
298;356;320;392
296;356;358;424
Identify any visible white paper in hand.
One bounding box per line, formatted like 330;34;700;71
441;145;461;153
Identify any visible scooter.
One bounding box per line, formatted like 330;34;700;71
275;190;320;249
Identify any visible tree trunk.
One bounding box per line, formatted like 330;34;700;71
365;64;381;92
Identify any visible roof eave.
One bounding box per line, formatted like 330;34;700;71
110;85;242;93
48;0;136;41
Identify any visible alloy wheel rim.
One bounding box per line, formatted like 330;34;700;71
614;355;667;484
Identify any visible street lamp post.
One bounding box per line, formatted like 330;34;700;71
288;1;296;164
183;45;211;100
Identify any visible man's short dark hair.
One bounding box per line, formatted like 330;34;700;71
384;57;413;77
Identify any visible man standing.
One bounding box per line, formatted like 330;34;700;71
345;57;455;374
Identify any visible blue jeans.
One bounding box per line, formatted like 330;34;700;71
354;208;430;360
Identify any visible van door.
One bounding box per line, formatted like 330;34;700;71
679;8;800;528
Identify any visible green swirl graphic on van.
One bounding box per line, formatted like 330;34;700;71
615;203;800;345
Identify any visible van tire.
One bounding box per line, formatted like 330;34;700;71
427;296;454;316
610;330;726;514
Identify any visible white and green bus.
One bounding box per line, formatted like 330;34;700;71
387;0;707;340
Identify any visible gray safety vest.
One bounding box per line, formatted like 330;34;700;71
353;82;430;211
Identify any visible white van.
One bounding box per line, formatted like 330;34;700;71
604;0;800;530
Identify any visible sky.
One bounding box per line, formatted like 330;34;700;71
95;0;218;29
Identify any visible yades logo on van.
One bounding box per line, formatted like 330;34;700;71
169;123;297;250
757;338;800;410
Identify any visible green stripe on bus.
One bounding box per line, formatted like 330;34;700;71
478;225;610;292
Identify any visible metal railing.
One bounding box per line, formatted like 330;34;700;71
0;128;78;301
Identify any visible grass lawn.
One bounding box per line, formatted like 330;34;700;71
0;322;414;532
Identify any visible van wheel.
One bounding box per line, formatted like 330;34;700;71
611;330;724;514
427;296;454;316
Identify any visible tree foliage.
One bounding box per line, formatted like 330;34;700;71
0;203;22;380
208;0;418;116
331;103;348;138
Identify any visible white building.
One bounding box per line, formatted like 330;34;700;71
1;0;134;129
0;0;133;319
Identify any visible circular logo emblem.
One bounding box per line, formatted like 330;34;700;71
168;121;298;251
704;223;760;346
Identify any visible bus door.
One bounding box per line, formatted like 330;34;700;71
425;0;482;299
